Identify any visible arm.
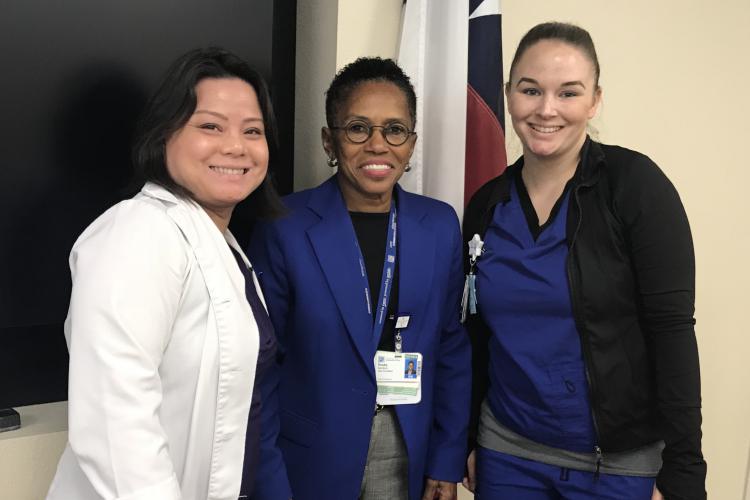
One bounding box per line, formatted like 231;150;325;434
425;212;472;486
461;187;494;488
247;220;294;500
65;203;186;500
616;157;706;499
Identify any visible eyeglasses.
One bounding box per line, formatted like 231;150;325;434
330;120;416;146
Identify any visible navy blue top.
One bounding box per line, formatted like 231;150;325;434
475;171;596;452
230;247;277;496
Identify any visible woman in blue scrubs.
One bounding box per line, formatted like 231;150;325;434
462;22;706;500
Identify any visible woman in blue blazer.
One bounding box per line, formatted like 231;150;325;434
248;57;471;500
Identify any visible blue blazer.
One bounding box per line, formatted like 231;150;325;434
248;176;471;500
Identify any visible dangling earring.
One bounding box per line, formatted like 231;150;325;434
327;156;339;168
404;162;412;172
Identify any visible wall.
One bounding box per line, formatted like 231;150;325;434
293;0;339;191
332;1;750;499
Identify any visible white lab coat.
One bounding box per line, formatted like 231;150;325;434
47;183;260;500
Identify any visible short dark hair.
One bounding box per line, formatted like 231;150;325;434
509;22;600;87
324;57;417;129
132;47;284;219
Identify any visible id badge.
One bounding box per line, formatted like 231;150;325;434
374;350;422;405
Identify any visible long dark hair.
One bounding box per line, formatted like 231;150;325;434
132;47;284;219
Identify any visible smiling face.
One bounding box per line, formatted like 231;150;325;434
322;80;416;212
506;39;601;165
165;77;268;228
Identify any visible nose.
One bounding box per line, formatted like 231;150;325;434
221;131;245;156
364;126;389;153
537;94;558;119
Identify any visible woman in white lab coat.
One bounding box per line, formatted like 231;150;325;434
47;47;284;500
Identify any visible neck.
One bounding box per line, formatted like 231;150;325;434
338;177;393;213
203;206;232;233
522;136;585;189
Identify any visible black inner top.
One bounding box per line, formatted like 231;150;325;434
515;142;590;241
349;211;399;352
515;171;574;241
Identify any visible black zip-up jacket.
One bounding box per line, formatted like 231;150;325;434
463;138;706;499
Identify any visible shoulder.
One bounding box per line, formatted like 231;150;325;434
76;195;178;242
463;161;519;236
593;141;685;219
249;183;326;247
596;142;670;187
262;186;319;231
282;184;318;210
71;191;189;270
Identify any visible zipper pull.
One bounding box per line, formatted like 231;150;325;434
594;446;603;479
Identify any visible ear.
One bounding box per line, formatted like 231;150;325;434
321;127;334;158
504;81;512;100
406;132;418;160
588;86;603;119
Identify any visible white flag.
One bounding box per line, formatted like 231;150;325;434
398;0;469;218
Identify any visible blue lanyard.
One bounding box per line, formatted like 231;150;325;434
354;202;398;349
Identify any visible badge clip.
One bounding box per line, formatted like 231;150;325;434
461;234;484;323
394;315;410;355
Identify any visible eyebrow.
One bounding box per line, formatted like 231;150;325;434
345;115;409;124
516;77;586;89
193;109;264;123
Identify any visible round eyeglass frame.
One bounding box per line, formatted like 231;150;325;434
330;120;416;146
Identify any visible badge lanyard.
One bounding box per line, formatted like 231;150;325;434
354;203;398;350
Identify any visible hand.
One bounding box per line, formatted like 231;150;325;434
422;478;458;500
461;449;476;493
651;485;664;500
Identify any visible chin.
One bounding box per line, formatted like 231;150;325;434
364;184;397;196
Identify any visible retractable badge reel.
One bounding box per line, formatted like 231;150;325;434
461;234;484;323
394;315;410;354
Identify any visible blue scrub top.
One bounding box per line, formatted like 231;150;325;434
476;174;596;452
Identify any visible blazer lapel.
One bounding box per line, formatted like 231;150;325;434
395;186;436;351
306;177;376;380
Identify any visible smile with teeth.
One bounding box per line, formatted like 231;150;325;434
361;164;392;171
211;166;248;175
530;124;563;133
